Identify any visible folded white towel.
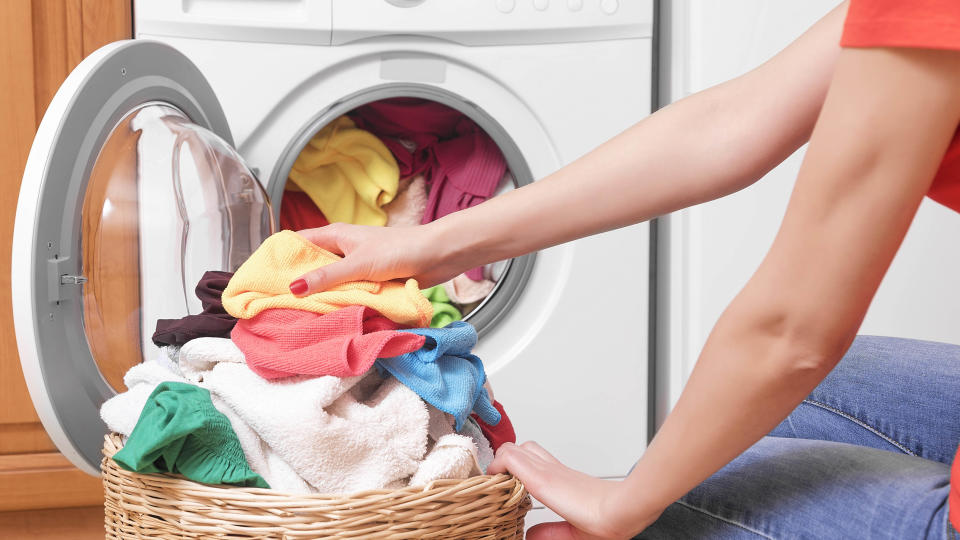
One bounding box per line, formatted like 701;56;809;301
203;365;429;495
178;337;245;383
410;433;482;487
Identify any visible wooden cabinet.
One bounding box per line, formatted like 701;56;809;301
0;0;131;513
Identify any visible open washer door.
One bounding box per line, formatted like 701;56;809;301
12;40;273;474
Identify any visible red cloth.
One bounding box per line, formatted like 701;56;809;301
231;306;425;380
279;190;330;231
841;1;960;529
471;400;516;452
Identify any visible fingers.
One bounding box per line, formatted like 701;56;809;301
296;224;345;255
527;522;597;540
519;441;563;465
291;260;364;296
486;442;528;476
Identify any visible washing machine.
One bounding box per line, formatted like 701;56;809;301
12;0;653;527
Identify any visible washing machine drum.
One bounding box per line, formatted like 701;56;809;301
12;40;273;474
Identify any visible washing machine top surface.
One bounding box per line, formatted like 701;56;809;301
12;40;272;473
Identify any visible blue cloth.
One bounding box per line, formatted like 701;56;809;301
638;336;960;539
376;321;500;430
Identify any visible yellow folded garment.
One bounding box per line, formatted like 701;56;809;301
222;230;433;327
288;116;399;226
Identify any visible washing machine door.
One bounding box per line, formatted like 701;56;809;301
11;40;273;474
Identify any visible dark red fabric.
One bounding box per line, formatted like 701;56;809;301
231;306;426;380
349;99;507;223
471;400;516;452
841;1;960;528
349;98;506;280
279;190;330;231
153;271;236;347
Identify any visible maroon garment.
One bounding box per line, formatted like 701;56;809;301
152;271;236;347
350;99;506;281
279;190;330;231
348;98;507;223
471;400;516;452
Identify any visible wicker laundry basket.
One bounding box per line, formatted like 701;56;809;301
102;433;531;539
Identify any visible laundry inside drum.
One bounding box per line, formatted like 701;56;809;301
277;97;519;328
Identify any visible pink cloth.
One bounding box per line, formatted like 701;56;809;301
384;176;428;227
348;98;507;225
443;274;496;305
231;306;426;380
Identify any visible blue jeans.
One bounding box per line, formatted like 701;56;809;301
639;336;960;539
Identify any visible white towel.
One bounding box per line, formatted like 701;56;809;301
209;393;312;493
410;433;482;487
459;417;495;473
100;348;309;492
100;354;187;436
203;365;430;495
178;337;245;383
421;406;491;476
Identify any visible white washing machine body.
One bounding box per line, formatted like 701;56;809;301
12;0;654;523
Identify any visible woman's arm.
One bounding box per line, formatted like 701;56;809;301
490;46;960;540
295;3;849;293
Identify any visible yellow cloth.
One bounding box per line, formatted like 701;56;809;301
288;116;399;226
222;231;433;327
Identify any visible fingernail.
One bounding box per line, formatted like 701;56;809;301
289;279;308;295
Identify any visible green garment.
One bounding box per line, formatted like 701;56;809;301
112;381;268;488
422;286;462;328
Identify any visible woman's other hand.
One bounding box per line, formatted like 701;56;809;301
289;223;466;296
488;441;661;539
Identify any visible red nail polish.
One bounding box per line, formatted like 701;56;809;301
289;279;308;295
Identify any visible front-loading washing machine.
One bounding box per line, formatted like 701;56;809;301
12;0;654;527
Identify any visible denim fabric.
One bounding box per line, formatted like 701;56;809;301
639;336;960;539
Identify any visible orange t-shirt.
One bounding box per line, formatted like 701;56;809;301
841;0;960;530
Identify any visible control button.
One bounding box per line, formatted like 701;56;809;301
497;0;516;13
600;0;619;14
533;0;549;10
567;0;583;11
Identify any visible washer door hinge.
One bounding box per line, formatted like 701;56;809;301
60;275;88;285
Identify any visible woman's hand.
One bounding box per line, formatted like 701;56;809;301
289;223;468;295
488;441;662;539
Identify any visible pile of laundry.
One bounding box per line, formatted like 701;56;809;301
101;230;516;494
279;98;512;320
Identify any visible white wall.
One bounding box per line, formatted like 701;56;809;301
656;0;960;424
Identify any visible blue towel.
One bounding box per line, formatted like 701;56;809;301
376;321;500;430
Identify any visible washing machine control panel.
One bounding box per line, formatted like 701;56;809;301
332;0;650;45
135;0;650;47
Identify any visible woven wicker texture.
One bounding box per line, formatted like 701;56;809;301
102;433;531;539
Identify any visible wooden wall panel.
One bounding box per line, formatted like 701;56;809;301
0;0;131;513
0;505;104;539
0;453;102;511
0;0;42;429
